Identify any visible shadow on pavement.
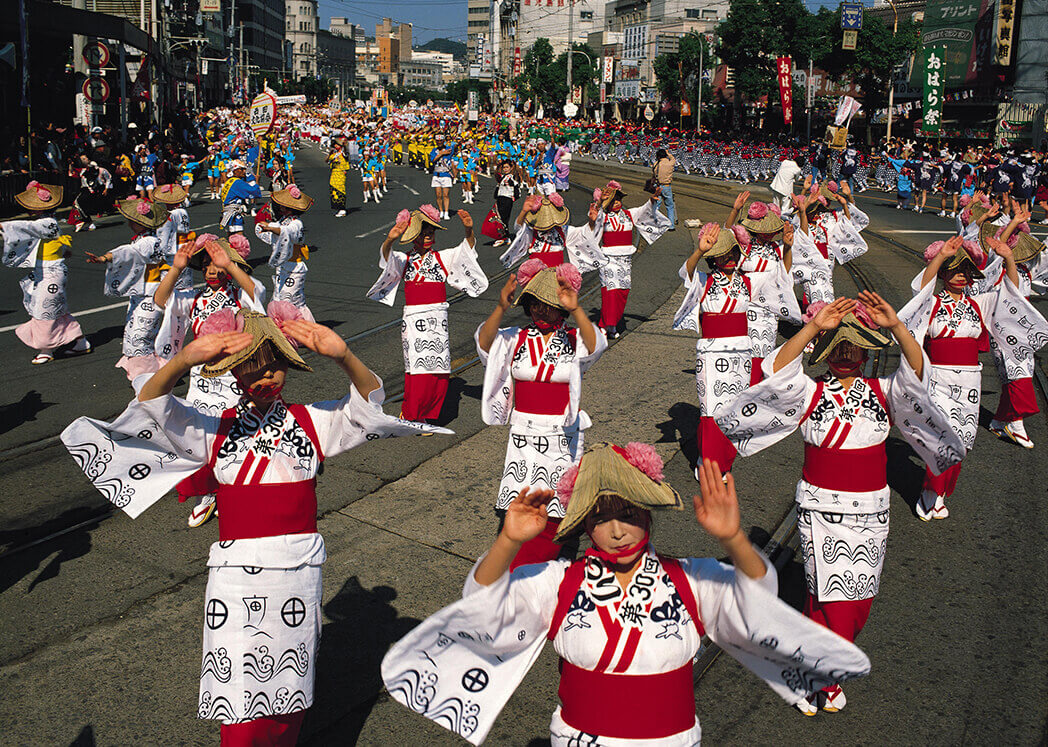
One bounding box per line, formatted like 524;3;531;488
434;376;482;428
885;436;926;514
661;402;700;468
302;576;421;745
68;725;95;746
85;324;125;350
0;506;107;595
0;390;55;435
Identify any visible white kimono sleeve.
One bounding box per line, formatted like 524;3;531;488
627;200;672;246
381;558;569;745
1;217;57;268
105;236;163;297
684;555;871;704
671;264;708;333
366;247;407;306
60;393;218;518
899;273;937;345
789;226;832;289
714;345;815;455
266;219;303;267
1029;250;1048;296
974;279;1048;380
564;223;607;272
749;266;802;324
440;240;489;297
498;224;532;268
476;325;518;426
304;374;452;457
827;210;869;264
880;350;965;474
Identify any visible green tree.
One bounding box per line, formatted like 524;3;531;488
815;9;920;114
653;32;715;124
444;78;493;106
516;38;560;106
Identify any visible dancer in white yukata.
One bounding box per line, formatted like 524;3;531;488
368;205;488;423
900;236;1048;520
476;259;607;567
62;309;445;746
499;193;605;272
715;295;964;714
382;445;871;745
593;180;672;338
256;184;317;322
789;182;869;307
673;222;800;474
0;180;91;364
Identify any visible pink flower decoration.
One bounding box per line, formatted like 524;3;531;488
826;181;839;193
592;188;602;202
978;195;991;209
962;239;985;266
606;180;622;190
555;262;582;293
396;209;411;224
802;301;828;324
198;308;243;336
548;192;565;208
267;300;304;346
37;188;52;201
136;200;151;215
160;184;174;193
923;241;946;263
26;180;39;189
517;258;547;287
959;207;973;225
747;201;769;220
852;301;875;329
195;232;219;249
228;233;251;258
419;204;441;222
730;224;751;250
555;463;579;507
698;221;719;240
528;198;542;214
617;442;665;482
958;195;972;209
768;203;782;217
288;184;302;199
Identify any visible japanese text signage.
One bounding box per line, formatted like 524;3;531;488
602;56;614;84
248;92;277;138
776;56;793;125
914;0;992;87
995;0;1015;65
921;46;946;134
840;3;863;29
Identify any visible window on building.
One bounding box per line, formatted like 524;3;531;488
580;10;593;19
685;8;700;17
702;9;718;18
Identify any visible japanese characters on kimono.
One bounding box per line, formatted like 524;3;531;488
739;236;796;377
381;546;870;746
713;346;964;619
153;279;267;413
156;206;195;292
61;378;445;727
673;262;800;470
498;223;605;272
1;217;86;352
790;206;869;304
256;215;315;322
475;323;608;519
594;201;672;330
899;273;1048;496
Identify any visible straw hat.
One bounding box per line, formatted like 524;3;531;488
153;183;188;205
1013;232;1045;264
685;219;740;259
553;442;683;542
118;197;168;229
15;181;63;211
941;242;985;280
599;180;627;211
809;312;892;364
739;203;785;235
271;185;314;212
523;196;570;232
515;266;566;311
187;235;252;271
201;310;312;378
400;206;445;244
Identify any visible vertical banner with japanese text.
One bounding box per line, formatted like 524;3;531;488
776;56;793;125
921;46;946;134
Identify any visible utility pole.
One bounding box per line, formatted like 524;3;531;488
696;40;703;135
807;57;812;141
566;0;574;106
885;0;898;140
239;24;245;100
227;0;235;104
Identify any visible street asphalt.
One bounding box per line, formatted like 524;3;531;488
0;147;1045;745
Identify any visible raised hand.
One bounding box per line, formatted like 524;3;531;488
985;235;1013;261
172;242;194;270
457;209;473;230
557;277;579;312
387;218;409;242
501;486;552;544
857;290;899;328
694;459;741;541
941;235;963;257
587;202;600;224
281;319;349;361
812;297;857;331
782;221;795;247
498;273;518;310
180;331;253;367
84;251;109;264
205;240;232;270
732;190;750;211
698;223;720;254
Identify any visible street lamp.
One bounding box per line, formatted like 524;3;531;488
885;0;898;141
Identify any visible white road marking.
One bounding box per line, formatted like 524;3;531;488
356;224;390;239
401;183;420;196
0;300;128;332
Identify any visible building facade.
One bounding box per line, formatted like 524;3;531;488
285;0;318;79
468;0;492;61
400;59;445;89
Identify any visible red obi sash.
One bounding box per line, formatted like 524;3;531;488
514;379;570;415
803;443;887;492
700;312;748;338
924;337;979;366
558;661;696;739
529;249;566;268
403;280;447;305
216;480;318;541
602;229;633;247
815;241;830;259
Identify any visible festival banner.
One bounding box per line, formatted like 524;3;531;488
921;46;946;134
776;56;793;125
912;0;993;87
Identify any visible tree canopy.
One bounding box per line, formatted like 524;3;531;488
515;39;599;108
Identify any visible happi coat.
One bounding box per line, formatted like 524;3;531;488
714;346;964;602
476;323;607;518
593;202;672;291
738;237;795;361
256;215;314;321
61;378;445;724
367;241;488;375
382;546;870;745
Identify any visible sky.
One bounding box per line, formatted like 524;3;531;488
318;0;469;45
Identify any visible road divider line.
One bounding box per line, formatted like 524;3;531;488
356;224;391;239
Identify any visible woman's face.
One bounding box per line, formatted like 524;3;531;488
585;504;651;564
941;267;972;292
202;257;228;288
610;198;623;213
827;340;866;378
528;298;567;327
234;360;289;405
713;247;742;272
415;224;436;252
